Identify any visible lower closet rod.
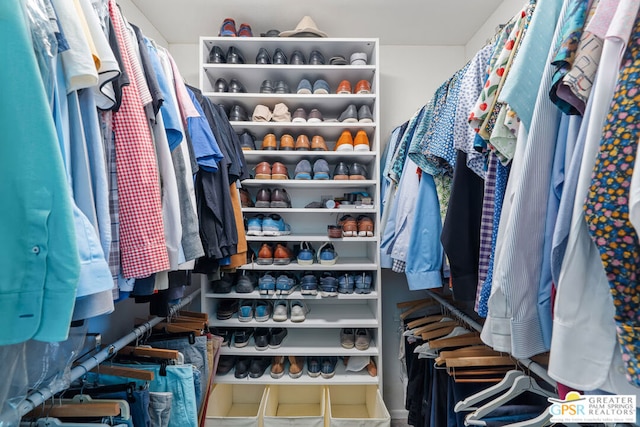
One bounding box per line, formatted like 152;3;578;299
422;289;557;388
17;287;202;417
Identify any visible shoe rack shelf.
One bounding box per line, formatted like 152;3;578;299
199;36;381;386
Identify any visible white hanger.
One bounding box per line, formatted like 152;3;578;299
455;369;525;412
499;407;551;426
464;375;556;426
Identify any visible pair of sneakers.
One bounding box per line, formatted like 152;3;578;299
294;159;330;180
247;214;291;236
273;300;309;322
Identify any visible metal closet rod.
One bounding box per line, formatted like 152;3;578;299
17;287;202;417
422;289;558;388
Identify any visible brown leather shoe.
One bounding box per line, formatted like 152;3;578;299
255;188;271;208
271;356;286;379
335;130;354;151
355;79;371;94
353;130;370;151
239;188;254;207
257;243;274;265
261;133;277;150
271;162;289;179
357;215;374;237
311;135;328;151
288;356;304;378
274;243;294;265
270;188;291;208
295;134;310;151
338;215;358;237
279;134;294;150
366;358;377;377
336;80;352;94
255;161;271;179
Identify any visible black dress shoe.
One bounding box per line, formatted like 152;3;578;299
238;130;256;150
255;47;272;64
229;104;248;121
226;46;246;64
248;357;270;378
208;45;226;63
333;162;350;179
255;188;271;208
349;162;368;180
260;79;274;93
233;327;254;348
274;80;290;94
273;48;287;64
213;78;228;92
309;49;325;65
269;328;288;348
290;50;306;65
217;355;235;375
254;328;270;350
234;356;250;378
228;78;247;93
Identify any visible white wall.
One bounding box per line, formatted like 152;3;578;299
117;0;169;47
465;0;525;59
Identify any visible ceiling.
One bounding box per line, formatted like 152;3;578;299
129;0;505;46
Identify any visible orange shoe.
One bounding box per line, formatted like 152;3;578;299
336;80;352;94
311;135;328;151
279;134;294;150
353;130;370;152
261;133;277;150
355;79;371;94
335;130;354;152
295;134;311;151
255;161;271;179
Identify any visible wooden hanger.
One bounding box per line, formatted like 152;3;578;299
90;364;155;381
178;310;208;320
396;297;433;309
446;354;515;368
153;322;203;334
421;324;458;341
407;314;447;329
400;300;438;320
428;332;483;350
25;402;121;419
119;345;179;360
436;346;503;367
413;320;458;336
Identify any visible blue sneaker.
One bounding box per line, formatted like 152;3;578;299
320;356;338;379
312;159;330;180
276;273;297;295
313;79;330;94
318;242;338;265
297;241;315;265
319;272;338;297
300;272;318;296
262;214;292;236
246;215;263;236
354;272;372;294
338;273;355;294
258;273;276;295
294;160;312;180
296;78;313;94
307;357;321;378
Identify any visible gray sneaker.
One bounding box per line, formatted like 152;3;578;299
338;104;358;123
294;160;312;180
235;271;257;293
313;159;330;180
358;105;373;123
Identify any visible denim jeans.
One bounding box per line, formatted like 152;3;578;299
149;391;172;427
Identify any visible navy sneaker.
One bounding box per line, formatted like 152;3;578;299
300;272;318;296
319;272;338;297
258;272;276;295
307;356;321;378
276;273;297;295
297;242;315;265
321;356;338;379
318;242;338;265
338;273;355;294
354;272;373;294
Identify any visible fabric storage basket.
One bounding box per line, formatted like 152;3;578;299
327;385;390;427
205;383;268;427
262;385;326;427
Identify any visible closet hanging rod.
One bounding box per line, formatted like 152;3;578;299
16;288;201;418
422;289;557;389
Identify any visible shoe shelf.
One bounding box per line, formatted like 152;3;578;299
200;36;382;387
204;290;378;301
245;234;377;242
210;303;378;329
215;362;378;385
219;329;378;357
241;207;377;214
238;258;377;271
240;179;376;188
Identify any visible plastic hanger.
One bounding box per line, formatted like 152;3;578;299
500;407;551;427
454;370;524;412
464;375;556;425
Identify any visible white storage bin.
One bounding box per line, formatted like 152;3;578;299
262;385;326;427
327;385;390;427
205;383;268;427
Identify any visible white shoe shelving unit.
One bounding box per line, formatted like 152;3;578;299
198;36;381;387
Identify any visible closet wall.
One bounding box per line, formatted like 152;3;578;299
99;0;523;419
